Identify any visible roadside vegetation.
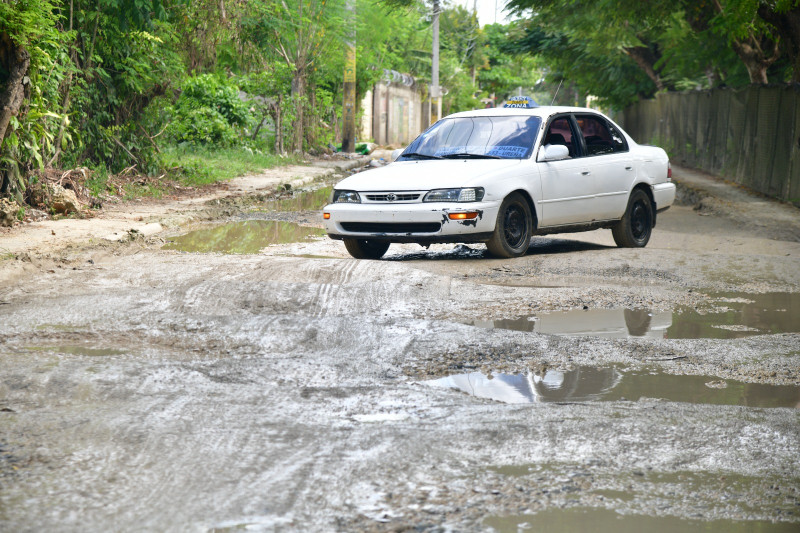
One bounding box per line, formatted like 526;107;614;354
0;0;798;220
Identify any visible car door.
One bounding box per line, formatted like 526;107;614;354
574;113;635;220
537;115;595;227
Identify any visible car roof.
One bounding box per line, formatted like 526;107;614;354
445;106;600;120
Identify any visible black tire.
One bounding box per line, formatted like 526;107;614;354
486;192;532;258
612;188;653;248
343;238;390;259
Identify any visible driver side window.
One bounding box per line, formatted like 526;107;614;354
543;117;575;157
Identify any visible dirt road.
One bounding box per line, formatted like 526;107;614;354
1;163;798;532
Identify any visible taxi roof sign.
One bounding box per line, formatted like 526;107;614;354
503;96;538;109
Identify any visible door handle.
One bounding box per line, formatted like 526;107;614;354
625;166;633;171
581;171;591;175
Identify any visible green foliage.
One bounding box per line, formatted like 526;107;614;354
166;75;252;146
478;23;544;104
506;0;798;106
84;162;111;197
0;1;68;200
180;75;250;126
170;107;241;146
3;0;798;206
0;0;59;55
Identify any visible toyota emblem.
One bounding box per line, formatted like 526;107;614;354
386;193;397;202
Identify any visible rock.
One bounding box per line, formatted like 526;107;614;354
0;198;20;227
26;208;48;222
50;185;81;214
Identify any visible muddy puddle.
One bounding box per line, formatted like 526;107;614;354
260;186;332;212
163;220;325;254
26;345;126;357
484;507;798;533
469;292;800;339
424;366;800;408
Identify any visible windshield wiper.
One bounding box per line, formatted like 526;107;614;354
400;152;442;160
440;153;502;159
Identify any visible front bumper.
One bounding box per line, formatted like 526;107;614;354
322;201;501;243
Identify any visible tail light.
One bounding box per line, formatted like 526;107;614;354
667;161;672;181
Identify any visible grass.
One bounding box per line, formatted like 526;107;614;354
80;146;300;201
162;146;300;187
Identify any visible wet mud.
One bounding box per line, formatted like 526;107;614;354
163;220;326;253
1;176;799;531
484;507;800;533
425;366;800;408
466;291;800;340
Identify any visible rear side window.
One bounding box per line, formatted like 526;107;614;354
576;115;628;155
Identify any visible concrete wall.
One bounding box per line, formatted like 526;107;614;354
366;81;426;147
621;86;800;207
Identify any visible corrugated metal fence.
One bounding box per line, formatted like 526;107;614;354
620;86;800;207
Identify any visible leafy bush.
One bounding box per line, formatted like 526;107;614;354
171;107;240;146
167;75;252;146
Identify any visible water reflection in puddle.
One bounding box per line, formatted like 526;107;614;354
163;221;325;254
484;507;799;533
470;292;800;339
28;346;126;357
262;186;332;212
425;367;800;408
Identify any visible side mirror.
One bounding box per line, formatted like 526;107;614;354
391;148;403;162
537;144;570;162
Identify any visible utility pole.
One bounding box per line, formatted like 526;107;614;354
342;0;356;152
431;0;441;125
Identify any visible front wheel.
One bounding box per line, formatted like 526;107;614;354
343;238;390;259
612;188;653;247
486;192;532;258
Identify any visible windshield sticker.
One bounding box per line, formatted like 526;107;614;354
433;145;528;158
487;146;528;158
433;146;480;157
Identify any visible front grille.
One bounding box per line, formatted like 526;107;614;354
364;193;421;202
340;222;441;234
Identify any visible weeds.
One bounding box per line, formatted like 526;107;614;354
162;146;299;187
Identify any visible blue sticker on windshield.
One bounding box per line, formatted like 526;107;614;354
487;146;528;158
433;145;529;159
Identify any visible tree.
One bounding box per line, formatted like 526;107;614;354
755;0;800;83
242;0;345;152
0;0;59;198
478;23;544;104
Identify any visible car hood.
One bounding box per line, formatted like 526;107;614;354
335;159;523;191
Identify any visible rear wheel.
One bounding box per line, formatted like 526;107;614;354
343;238;390;259
612;188;653;247
486;192;532;258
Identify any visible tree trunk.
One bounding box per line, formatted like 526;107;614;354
731;38;777;84
0;34;31;147
291;71;305;153
624;46;666;92
758;5;800;84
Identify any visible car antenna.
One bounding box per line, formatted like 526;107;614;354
550;80;563;105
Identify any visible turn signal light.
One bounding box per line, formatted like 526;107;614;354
323;212;330;220
448;212;478;220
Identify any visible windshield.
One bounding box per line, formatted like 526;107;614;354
398;115;542;160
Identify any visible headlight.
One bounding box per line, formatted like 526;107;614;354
423;187;485;202
332;190;361;203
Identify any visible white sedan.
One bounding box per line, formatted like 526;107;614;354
322;105;675;259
